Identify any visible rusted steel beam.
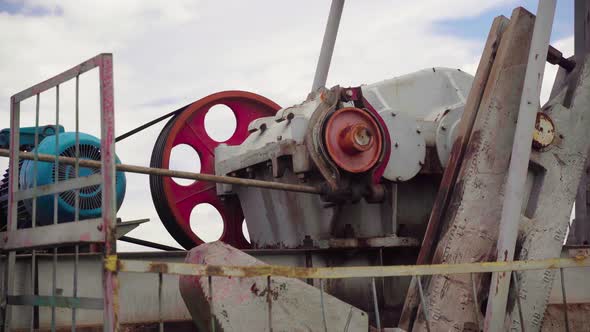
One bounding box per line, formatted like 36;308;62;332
485;1;557;330
410;8;536;332
117;256;590;279
547;46;575;72
507;50;590;331
398;15;509;331
569;0;590;247
542;304;590;332
0;149;323;195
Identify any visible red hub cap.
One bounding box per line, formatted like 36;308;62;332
150;91;280;249
324;107;383;173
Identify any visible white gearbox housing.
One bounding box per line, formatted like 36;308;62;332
362;67;473;180
215;68;474;185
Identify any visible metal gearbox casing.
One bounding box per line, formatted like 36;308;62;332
214;68;473;249
362;67;473;173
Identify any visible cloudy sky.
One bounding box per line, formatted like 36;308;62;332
0;0;575;251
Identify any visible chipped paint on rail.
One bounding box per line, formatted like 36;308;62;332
118;256;590;279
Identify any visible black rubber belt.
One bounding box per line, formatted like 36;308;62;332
115;103;190;142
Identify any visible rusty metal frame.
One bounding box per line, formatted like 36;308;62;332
2;53;118;331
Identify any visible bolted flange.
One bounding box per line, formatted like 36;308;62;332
323;107;383;173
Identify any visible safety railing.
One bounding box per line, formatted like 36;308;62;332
1;53;117;331
114;254;590;331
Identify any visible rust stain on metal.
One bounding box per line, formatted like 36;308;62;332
573;254;588;264
116;258;125;271
250;282;260;296
148;262;169;274
205;265;224;276
542;303;590;331
532;112;556;150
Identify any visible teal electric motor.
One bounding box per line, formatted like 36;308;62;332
17;132;126;225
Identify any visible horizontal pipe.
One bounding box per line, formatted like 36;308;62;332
0;149;323;195
547;45;576;71
119;236;181;252
117;256;590;279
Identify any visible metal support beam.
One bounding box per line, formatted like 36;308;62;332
98;53;118;332
398;16;509;330
575;0;590;62
484;1;556;330
571;0;590;246
1;218;105;250
311;0;344;92
118;256;590;279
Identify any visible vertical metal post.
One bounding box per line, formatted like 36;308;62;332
311;0;345;92
3;96;20;331
99;54;118;332
416;276;431;332
208;275;215;332
511;272;526;332
267;276;273;332
72;75;80;332
31;93;40;332
371;277;381;331
575;0;590;61
378;248;386;314
559;268;571;332
469;273;481;330
51;84;60;332
158;273;163;332
319;279;328;332
305;251;313;285
571;0;590;245
484;1;556;330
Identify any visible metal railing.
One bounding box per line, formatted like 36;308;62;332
1;53;117;331
114;254;590;331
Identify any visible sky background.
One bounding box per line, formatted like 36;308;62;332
0;0;575;251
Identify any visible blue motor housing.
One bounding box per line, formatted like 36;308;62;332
19;132;126;225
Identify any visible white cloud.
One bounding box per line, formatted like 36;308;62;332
0;0;571;251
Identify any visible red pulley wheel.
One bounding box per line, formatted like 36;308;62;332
150;91;280;249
